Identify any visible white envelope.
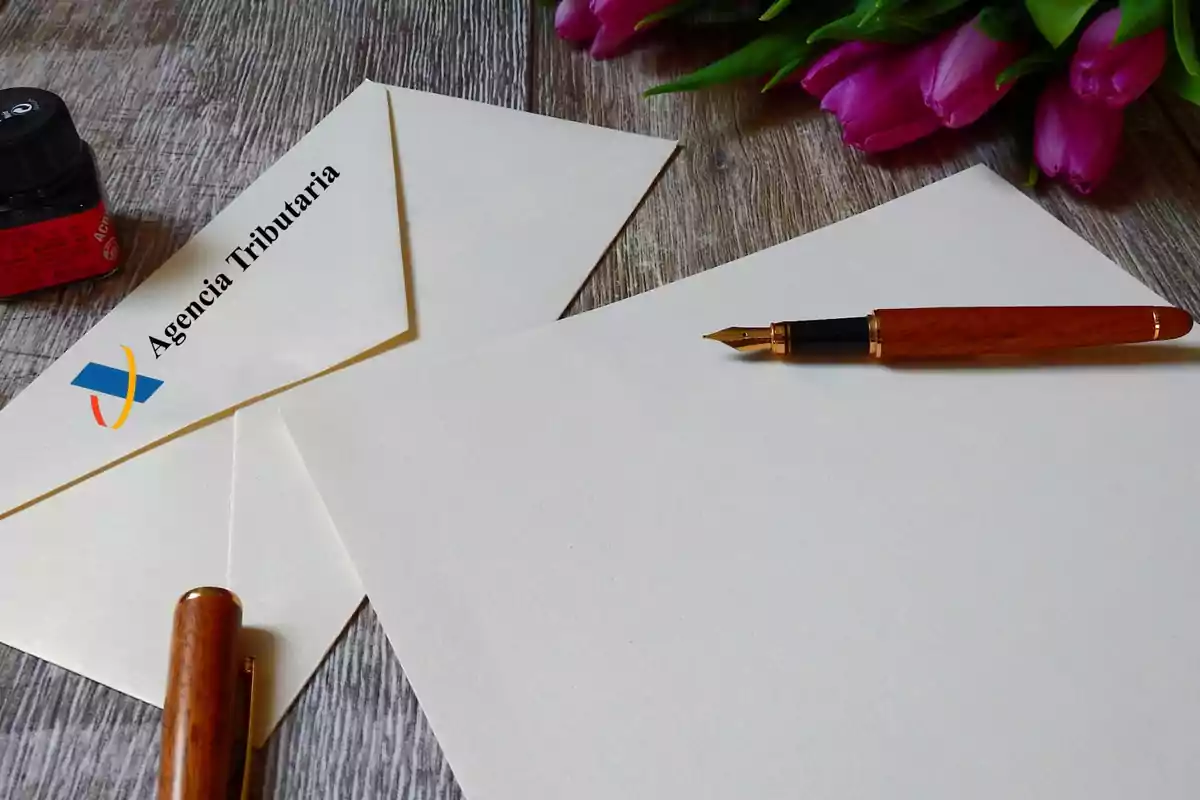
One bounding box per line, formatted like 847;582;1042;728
0;79;675;742
281;166;1200;800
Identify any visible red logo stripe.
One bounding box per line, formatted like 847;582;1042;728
89;394;108;427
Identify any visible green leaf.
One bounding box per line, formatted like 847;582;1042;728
759;0;793;21
976;5;1022;40
996;50;1059;85
1025;0;1099;46
1163;47;1200;101
859;0;909;27
807;0;872;42
643;29;813;95
809;9;919;41
636;0;700;30
1026;162;1040;187
807;13;871;41
761;56;807;90
1174;0;1200;75
807;0;973;43
1115;0;1169;41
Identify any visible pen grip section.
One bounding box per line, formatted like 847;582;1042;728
158;588;242;800
784;317;871;355
872;306;1193;359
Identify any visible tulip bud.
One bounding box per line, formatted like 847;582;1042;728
589;23;635;59
800;41;894;99
591;0;673;25
820;37;946;153
924;13;1024;128
1035;77;1123;194
556;0;600;43
1070;8;1167;108
586;0;675;59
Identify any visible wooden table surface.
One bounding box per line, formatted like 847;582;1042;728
3;1;1200;797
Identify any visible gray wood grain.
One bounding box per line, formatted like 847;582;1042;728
4;2;1200;799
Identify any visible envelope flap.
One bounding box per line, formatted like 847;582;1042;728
378;85;677;348
0;81;408;516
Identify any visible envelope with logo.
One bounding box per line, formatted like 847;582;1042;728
0;79;675;741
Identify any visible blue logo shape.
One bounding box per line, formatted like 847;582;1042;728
71;362;164;402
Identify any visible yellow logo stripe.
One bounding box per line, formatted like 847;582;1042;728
111;345;138;430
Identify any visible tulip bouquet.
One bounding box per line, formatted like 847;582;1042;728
550;0;1200;194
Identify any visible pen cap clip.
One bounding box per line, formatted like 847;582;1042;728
228;656;256;800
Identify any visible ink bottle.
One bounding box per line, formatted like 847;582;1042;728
0;87;121;298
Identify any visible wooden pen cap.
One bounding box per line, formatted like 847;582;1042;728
870;305;1194;359
158;587;253;800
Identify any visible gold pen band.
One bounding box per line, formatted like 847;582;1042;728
868;313;882;359
770;323;788;355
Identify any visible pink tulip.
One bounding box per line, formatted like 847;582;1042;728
587;0;674;59
1070;8;1166;108
800;40;895;99
924;13;1024;128
820;37;946;153
555;0;600;43
589;23;634;59
591;0;672;25
1035;77;1123;194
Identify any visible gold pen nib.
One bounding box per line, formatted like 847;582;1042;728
703;326;773;352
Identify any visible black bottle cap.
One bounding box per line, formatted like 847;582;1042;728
0;87;86;196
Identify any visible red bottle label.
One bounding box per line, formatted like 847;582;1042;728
0;203;121;297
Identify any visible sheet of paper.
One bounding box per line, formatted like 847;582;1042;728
282;165;1200;800
0;80;676;741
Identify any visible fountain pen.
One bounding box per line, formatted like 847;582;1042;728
704;305;1194;360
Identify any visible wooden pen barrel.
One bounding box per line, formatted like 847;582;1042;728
872;305;1193;359
158;587;242;800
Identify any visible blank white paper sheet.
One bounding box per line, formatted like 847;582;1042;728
281;165;1200;800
